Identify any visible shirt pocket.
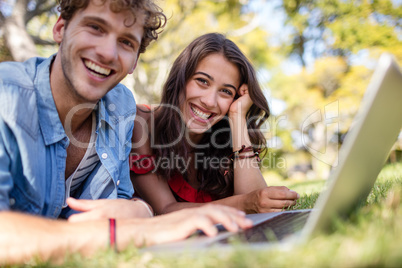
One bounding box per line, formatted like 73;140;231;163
9;178;42;214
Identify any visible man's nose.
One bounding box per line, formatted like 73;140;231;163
96;36;118;63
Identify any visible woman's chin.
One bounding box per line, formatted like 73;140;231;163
187;127;208;135
185;126;209;143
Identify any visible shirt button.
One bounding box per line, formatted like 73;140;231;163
101;153;108;159
9;198;15;206
116;180;120;186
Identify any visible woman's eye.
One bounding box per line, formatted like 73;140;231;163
196;78;208;85
222;89;234;96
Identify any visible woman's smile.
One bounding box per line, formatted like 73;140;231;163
189;103;216;122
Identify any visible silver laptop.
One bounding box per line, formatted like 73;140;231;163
145;53;402;252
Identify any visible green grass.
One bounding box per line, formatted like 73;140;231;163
24;163;402;267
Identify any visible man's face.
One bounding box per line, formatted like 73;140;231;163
53;0;144;103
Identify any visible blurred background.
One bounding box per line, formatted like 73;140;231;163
1;0;401;181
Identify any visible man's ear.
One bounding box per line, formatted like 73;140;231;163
53;16;66;44
129;55;139;74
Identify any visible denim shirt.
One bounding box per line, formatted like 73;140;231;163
0;56;136;218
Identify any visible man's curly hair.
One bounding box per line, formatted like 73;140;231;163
57;0;166;54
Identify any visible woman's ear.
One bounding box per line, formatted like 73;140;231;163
53;16;66;44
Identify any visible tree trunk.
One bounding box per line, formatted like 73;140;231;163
3;0;38;62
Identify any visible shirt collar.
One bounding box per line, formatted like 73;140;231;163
97;96;119;131
35;55;67;146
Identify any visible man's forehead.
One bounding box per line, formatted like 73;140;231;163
78;0;146;28
83;0;146;20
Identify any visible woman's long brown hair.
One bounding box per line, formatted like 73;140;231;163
152;33;270;199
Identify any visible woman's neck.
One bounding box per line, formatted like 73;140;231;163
187;131;204;146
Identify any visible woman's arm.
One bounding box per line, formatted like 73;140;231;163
134;174;299;214
227;85;300;212
132;154;299;214
228;85;268;194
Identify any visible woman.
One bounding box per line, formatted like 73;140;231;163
130;33;299;215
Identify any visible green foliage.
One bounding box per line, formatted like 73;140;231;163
281;0;402;64
266;0;401;176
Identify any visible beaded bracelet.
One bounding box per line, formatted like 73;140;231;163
228;145;261;162
228;145;252;160
109;218;117;251
234;151;261;162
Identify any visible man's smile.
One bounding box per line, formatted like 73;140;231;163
84;59;113;78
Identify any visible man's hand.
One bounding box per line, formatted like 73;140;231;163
244;186;300;213
67;198;153;222
0;205;252;263
122;204;253;248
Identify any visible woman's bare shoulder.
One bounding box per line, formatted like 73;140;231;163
132;104;154;150
136;104;153;122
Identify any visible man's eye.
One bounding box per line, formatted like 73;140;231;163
121;40;133;47
120;39;137;50
89;24;101;32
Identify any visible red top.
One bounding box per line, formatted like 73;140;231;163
130;154;214;203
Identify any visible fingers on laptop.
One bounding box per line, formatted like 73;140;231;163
191;205;253;235
170;205;252;237
143;205;253;244
110;205;249;247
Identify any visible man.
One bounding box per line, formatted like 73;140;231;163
0;0;252;264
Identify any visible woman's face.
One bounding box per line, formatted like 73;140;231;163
181;53;241;141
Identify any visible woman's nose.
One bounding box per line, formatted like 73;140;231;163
200;90;218;109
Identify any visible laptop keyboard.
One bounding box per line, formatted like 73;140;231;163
219;211;310;244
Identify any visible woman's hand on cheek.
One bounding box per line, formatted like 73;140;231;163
228;84;253;119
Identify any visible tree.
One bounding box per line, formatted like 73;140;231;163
0;0;57;61
267;0;402;178
280;0;402;66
